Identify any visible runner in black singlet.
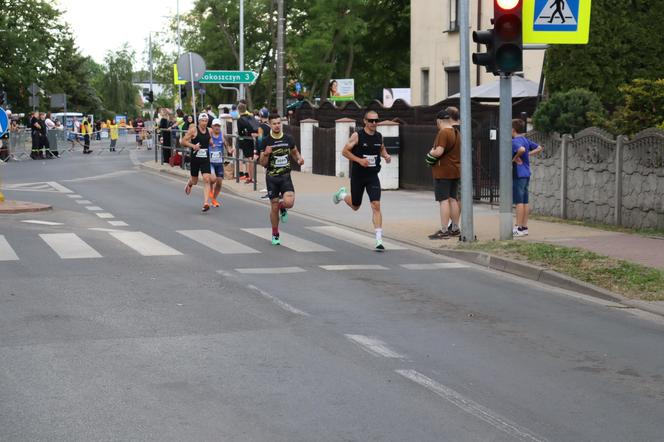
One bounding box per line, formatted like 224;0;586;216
181;113;213;212
333;110;391;251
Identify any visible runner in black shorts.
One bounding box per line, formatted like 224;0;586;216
333;110;391;251
181;113;213;212
258;112;304;245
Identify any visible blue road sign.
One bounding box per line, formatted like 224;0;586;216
0;107;9;138
533;0;579;32
295;82;302;93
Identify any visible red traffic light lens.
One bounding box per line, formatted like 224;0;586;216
495;14;521;40
495;0;520;10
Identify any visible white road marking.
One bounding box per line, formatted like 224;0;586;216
88;228;121;232
75;200;92;205
235;267;306;274
400;263;469;270
20;220;64;226
62;170;136;183
85;206;103;211
46;181;74;193
66;194;82;199
108;221;129;227
242;228;333;252
320;264;388;271
108;231;182;256
40;233;102;259
178;229;260;254
307;225;408;250
345;334;404;359
396;370;547;442
0;235;19;261
95;213;115;219
246;284;310;316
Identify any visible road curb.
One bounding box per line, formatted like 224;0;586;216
0;200;53;214
433;248;664;317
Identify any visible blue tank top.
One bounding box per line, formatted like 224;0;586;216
209;133;224;163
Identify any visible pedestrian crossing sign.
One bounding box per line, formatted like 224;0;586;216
523;0;592;44
0;106;8;138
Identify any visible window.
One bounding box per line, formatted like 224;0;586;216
449;0;459;32
445;66;460;97
421;69;430;105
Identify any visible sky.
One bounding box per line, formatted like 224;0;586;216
56;0;196;66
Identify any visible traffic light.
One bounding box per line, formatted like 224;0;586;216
147;90;154;103
472;29;496;74
494;0;523;74
180;87;187;99
472;0;523;76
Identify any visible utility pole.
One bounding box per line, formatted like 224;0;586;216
239;0;245;100
177;0;182;109
459;0;474;242
276;0;285;116
149;32;156;161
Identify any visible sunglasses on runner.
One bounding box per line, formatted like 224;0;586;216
365;118;379;123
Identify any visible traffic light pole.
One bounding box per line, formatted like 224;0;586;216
499;75;513;240
459;0;474;241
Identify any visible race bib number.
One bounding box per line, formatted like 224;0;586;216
196;148;208;158
210;151;222;163
275;155;289;168
364;155;377;168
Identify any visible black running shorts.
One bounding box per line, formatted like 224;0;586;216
266;173;295;200
190;156;211;176
434;178;459;202
350;173;381;207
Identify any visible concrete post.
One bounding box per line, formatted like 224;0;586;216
615;135;625;226
335;118;355;177
560;134;569;219
376;121;399;190
299;119;318;173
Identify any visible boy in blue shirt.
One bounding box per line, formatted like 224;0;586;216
512;119;543;236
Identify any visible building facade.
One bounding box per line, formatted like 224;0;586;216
410;0;545;105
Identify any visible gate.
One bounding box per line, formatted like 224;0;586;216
312;126;336;176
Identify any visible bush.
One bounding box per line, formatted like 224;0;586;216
606;79;664;135
533;89;606;135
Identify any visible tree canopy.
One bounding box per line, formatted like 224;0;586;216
545;0;664;109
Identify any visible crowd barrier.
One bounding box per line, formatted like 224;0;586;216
156;128;259;191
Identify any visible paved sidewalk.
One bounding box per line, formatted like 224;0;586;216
144;161;664;271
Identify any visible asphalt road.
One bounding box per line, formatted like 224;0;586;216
1;150;663;441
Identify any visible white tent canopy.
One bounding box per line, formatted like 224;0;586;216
449;76;539;100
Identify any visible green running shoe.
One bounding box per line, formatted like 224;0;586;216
271;235;281;246
375;240;385;251
333;186;346;205
280;208;288;223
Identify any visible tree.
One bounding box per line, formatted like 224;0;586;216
545;0;664;108
43;35;103;115
0;0;67;111
99;45;140;118
533;89;606;134
606;79;664;135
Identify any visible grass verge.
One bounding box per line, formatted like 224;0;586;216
459;241;664;301
530;214;664;239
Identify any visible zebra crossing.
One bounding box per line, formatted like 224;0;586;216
0;226;471;272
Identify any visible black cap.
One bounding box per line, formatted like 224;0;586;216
436;109;451;120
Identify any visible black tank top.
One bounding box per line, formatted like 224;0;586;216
192;126;210;159
351;129;383;176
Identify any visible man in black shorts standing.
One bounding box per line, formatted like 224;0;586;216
333;110;391;251
258;113;304;245
181;113;213;212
